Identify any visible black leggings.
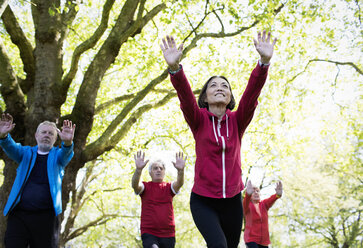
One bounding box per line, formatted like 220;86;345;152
141;233;175;248
190;192;243;248
245;242;268;248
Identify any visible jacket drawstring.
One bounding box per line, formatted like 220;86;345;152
212;116;219;146
226;114;229;140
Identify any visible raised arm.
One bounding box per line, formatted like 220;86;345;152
131;151;149;194
57;120;76;146
172;151;186;193
160;35;201;131
160;35;183;71
236;30;277;134
0;113;16;139
262;181;283;210
243;180;254;214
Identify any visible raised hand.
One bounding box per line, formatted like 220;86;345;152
172;151;187;171
253;30;277;64
134;150;149;171
0;113;15;138
57;120;75;146
275;181;283;196
246;180;254;195
160;35;183;71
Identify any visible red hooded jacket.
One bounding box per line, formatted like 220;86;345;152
170;63;269;198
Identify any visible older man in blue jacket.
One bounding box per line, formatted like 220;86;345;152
0;113;75;248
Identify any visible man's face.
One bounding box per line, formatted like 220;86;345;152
149;162;165;182
35;124;57;152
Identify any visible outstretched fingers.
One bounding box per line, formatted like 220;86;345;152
257;31;262;42
166;35;176;48
2;113;13;123
135;150;144;160
178;42;184;52
275;181;283;195
272;37;277;46
62;120;76;130
160;37;168;51
0;113;15;137
134;151;148;169
176;151;187;161
262;30;267;42
266;31;271;43
160;35;177;51
254;30;277;46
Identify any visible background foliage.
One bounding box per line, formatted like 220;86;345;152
0;0;361;247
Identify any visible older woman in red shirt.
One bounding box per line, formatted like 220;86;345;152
243;181;283;248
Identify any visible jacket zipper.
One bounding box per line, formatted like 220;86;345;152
217;119;226;198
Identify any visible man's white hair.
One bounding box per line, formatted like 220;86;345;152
148;159;166;172
36;121;57;133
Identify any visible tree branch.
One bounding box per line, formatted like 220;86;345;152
81;70;169;161
62;0;116;91
59;0;79;45
1;5;35;92
284;58;362;99
62;160;122;243
62;161;97;242
65;214;118;241
95;93;137;114
288;58;362;85
142;131;192;152
71;0;164;151
310;59;362;75
94;88;201;115
212;8;225;33
133;2;166;37
83;81;201;162
61;0;78;26
0;40;26;127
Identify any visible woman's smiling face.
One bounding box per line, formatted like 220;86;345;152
204;77;232;107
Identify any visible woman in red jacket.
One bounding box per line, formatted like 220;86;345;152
160;30;277;248
243;181;283;248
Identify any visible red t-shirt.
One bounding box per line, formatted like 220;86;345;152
139;181;176;237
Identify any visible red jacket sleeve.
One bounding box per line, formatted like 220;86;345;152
261;194;279;211
243;192;252;215
170;66;201;132
235;63;269;137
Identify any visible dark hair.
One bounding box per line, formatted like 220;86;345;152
198;76;236;110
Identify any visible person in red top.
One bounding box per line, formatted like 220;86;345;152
131;151;186;248
243;180;283;248
160;30;277;247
